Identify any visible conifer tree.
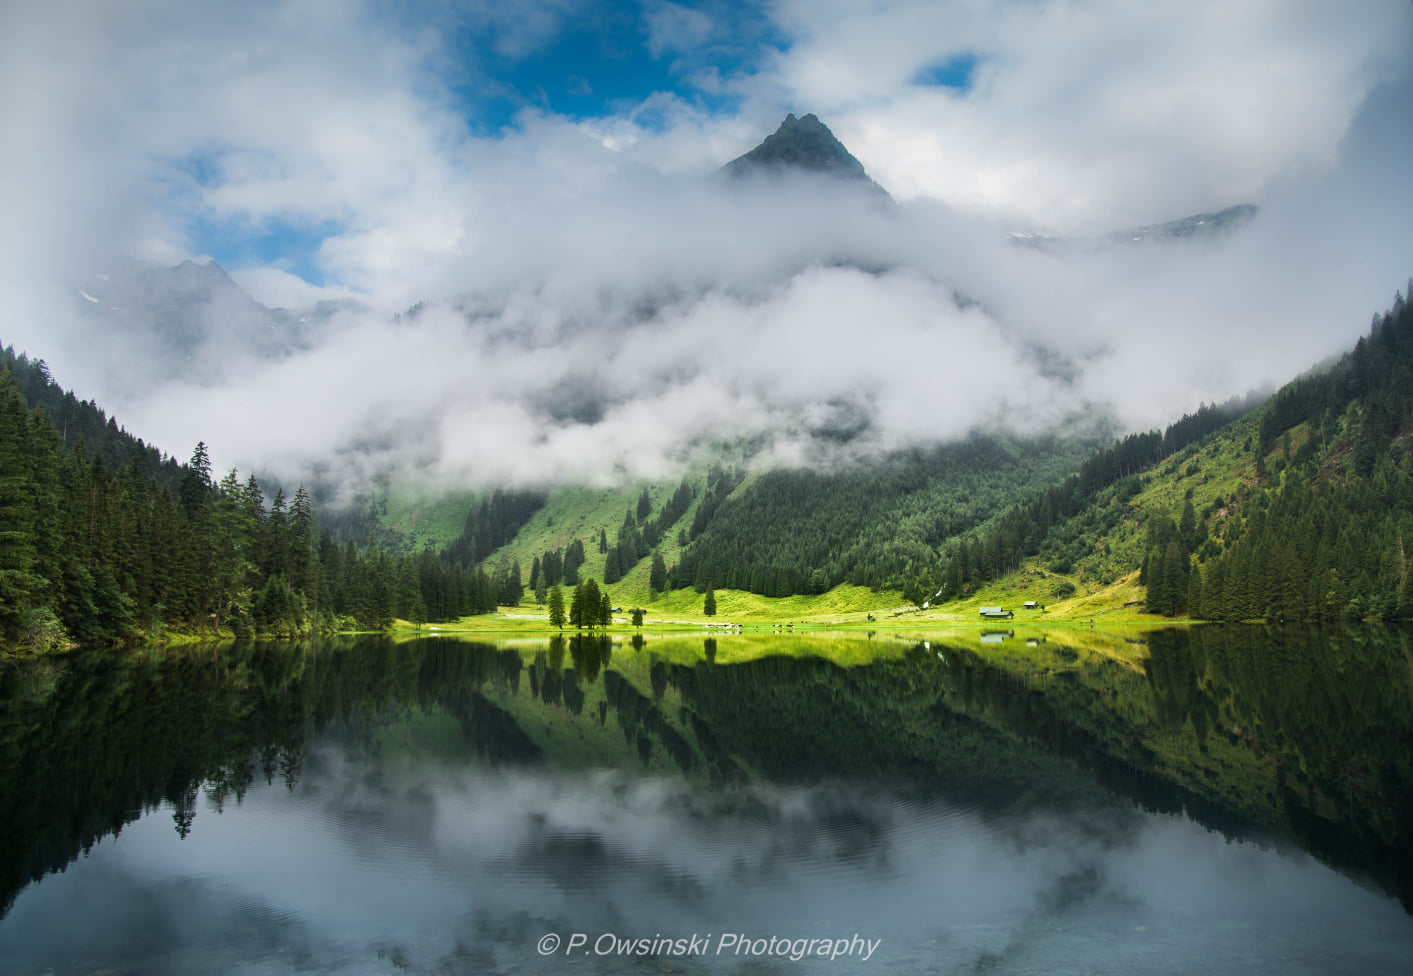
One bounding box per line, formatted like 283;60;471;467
569;582;584;628
0;383;36;640
581;578;602;628
548;585;565;628
178;442;211;519
703;588;716;616
563;539;584;585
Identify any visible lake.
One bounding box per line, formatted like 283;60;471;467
1;626;1410;974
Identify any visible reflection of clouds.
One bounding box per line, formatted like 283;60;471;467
3;749;1412;975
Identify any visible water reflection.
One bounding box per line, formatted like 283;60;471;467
0;627;1411;974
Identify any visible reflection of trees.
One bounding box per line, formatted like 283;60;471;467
666;650;1114;814
1144;625;1413;909
568;634;611;684
0;636;529;919
5;625;1410;921
1;642;314;918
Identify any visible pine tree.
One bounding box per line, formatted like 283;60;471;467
569;583;584;628
501;558;523;606
649;552;667;592
581;578;601;628
1178;500;1197;554
178;442;211;519
637;488;651;521
0;382;36;640
548;585;565;628
289;485;315;595
703;588;716;616
563;539;584;585
395;556;421;618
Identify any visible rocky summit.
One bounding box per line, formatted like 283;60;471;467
722;113;890;197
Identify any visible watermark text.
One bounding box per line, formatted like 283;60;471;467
537;931;881;962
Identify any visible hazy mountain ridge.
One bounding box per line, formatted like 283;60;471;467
1010;203;1259;253
71;258;362;395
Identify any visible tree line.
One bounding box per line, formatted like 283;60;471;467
0;358;513;652
1172;284;1413;621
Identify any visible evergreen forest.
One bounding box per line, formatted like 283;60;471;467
0;347;513;652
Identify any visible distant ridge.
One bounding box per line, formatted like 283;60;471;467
1010;204;1259;252
722;113;891;197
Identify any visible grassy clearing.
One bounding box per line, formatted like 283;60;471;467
488;478;709;600
380;487;480;552
385;570;1187;641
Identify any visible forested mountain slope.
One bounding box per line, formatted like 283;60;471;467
0;350;513;652
669;434;1099;601
944;282;1413;621
442;431;1104;613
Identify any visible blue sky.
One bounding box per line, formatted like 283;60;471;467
443;0;786;131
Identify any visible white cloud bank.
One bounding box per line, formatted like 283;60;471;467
1;0;1411;498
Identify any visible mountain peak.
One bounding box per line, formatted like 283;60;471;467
722;113;888;196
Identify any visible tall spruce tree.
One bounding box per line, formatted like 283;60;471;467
548;585;565;628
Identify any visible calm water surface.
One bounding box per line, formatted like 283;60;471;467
1;626;1410;974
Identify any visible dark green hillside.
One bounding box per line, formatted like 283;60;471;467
936;393;1263;598
942;280;1413;622
671;433;1100;601
1;345;184;488
0;354;511;653
1184;283;1413;620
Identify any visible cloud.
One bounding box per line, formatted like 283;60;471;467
227;267;361;309
645;1;716;59
769;0;1413;230
2;0;1411;501
37;747;1398;976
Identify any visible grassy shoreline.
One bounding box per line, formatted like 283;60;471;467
4;580;1195;659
